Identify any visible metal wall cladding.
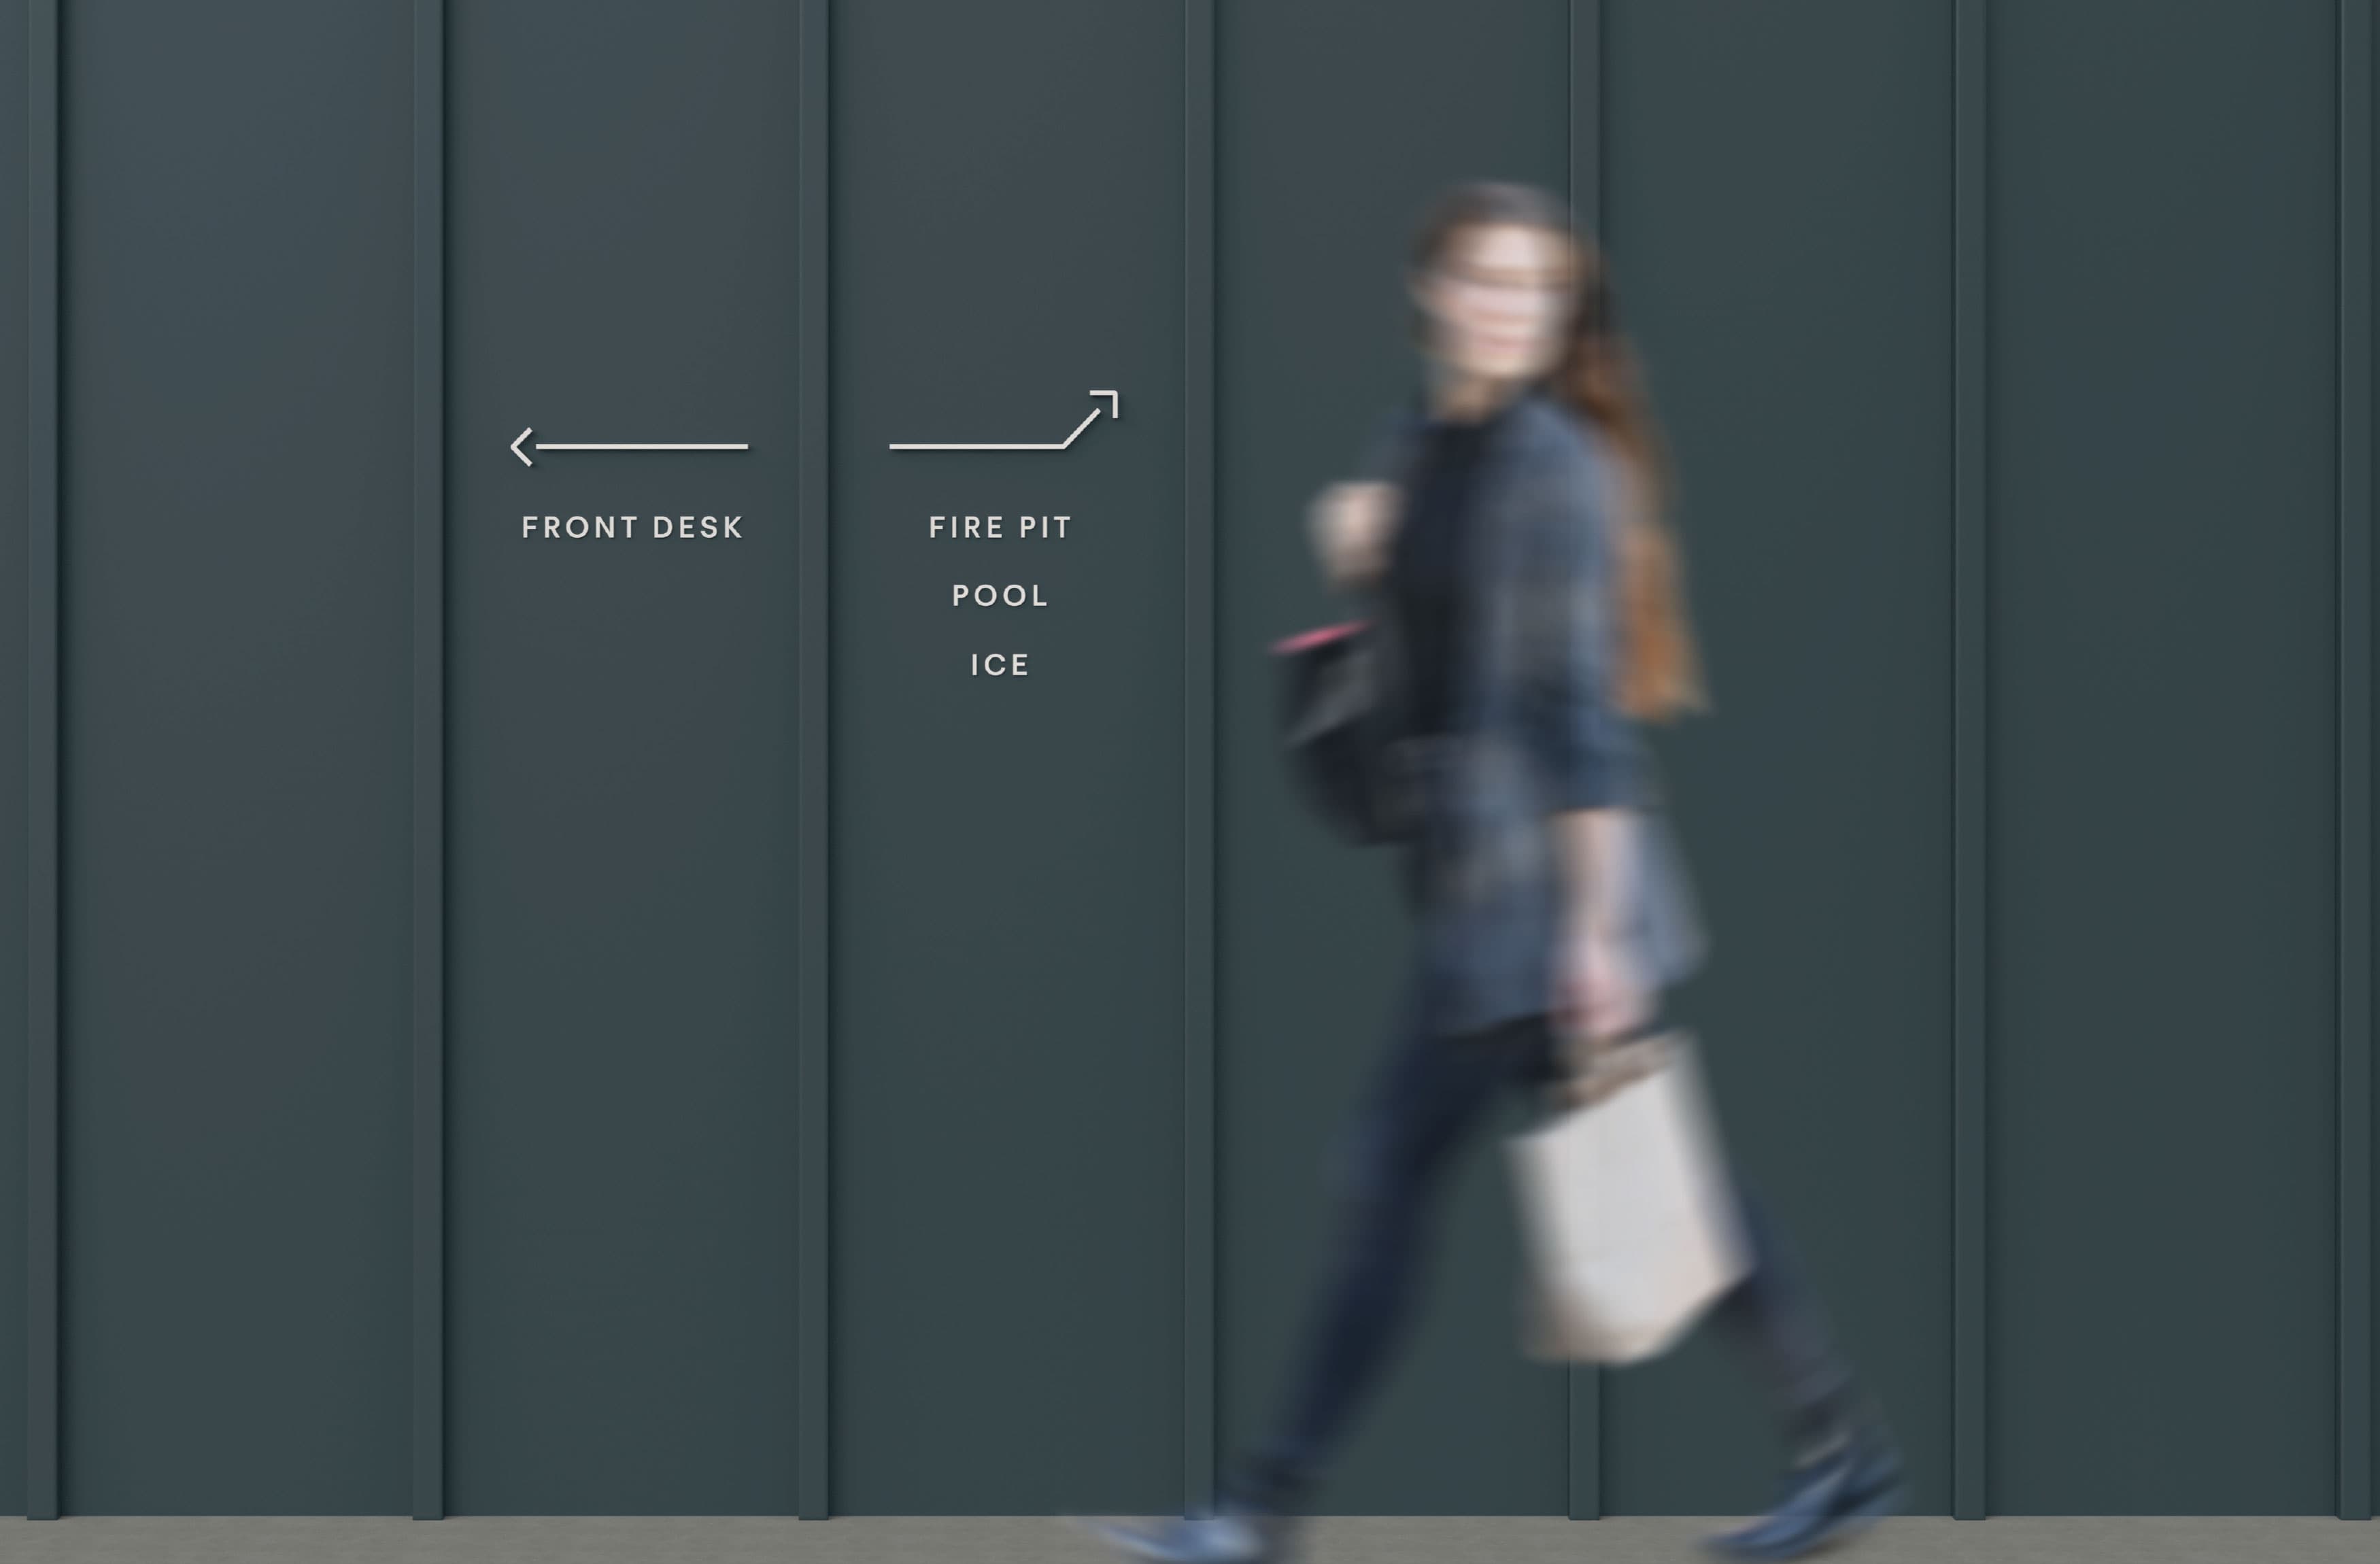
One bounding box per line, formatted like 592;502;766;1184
1;0;2372;1523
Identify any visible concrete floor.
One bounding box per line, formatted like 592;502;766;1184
0;1515;2373;1564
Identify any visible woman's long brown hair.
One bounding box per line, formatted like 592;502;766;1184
1410;182;1708;721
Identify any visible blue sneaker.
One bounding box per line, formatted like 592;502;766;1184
1701;1418;1907;1560
1077;1501;1299;1564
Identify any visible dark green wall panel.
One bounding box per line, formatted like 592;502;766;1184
1599;0;1956;1516
58;1;412;1514
443;1;802;1515
5;0;2373;1521
2367;0;2380;1518
1989;0;2339;1514
1215;0;1570;1518
830;0;1185;1516
0;0;28;1520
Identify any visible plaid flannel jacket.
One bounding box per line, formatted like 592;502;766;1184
1348;384;1703;1037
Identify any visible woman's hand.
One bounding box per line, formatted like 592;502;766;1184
1308;479;1401;590
1553;919;1649;1061
1548;809;1648;1059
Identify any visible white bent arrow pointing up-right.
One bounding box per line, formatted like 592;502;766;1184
890;390;1120;452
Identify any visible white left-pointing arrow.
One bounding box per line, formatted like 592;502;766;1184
511;426;750;468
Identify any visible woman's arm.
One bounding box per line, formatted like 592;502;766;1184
1550;809;1648;1045
1552;808;1634;939
1521;447;1646;815
1525;444;1654;1044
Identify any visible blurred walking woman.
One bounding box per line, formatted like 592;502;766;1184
1093;183;1905;1564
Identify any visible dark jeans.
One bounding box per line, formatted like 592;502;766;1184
1225;968;1863;1513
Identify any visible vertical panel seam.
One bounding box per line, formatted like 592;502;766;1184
1952;0;1990;1524
409;0;447;1524
1565;0;1604;1523
1183;0;1219;1517
25;0;58;1524
2340;0;2375;1524
796;0;833;1521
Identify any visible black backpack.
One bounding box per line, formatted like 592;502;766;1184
1270;619;1423;845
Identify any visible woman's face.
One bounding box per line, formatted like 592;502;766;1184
1412;221;1576;384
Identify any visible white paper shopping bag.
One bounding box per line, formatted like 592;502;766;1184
1504;1030;1750;1364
